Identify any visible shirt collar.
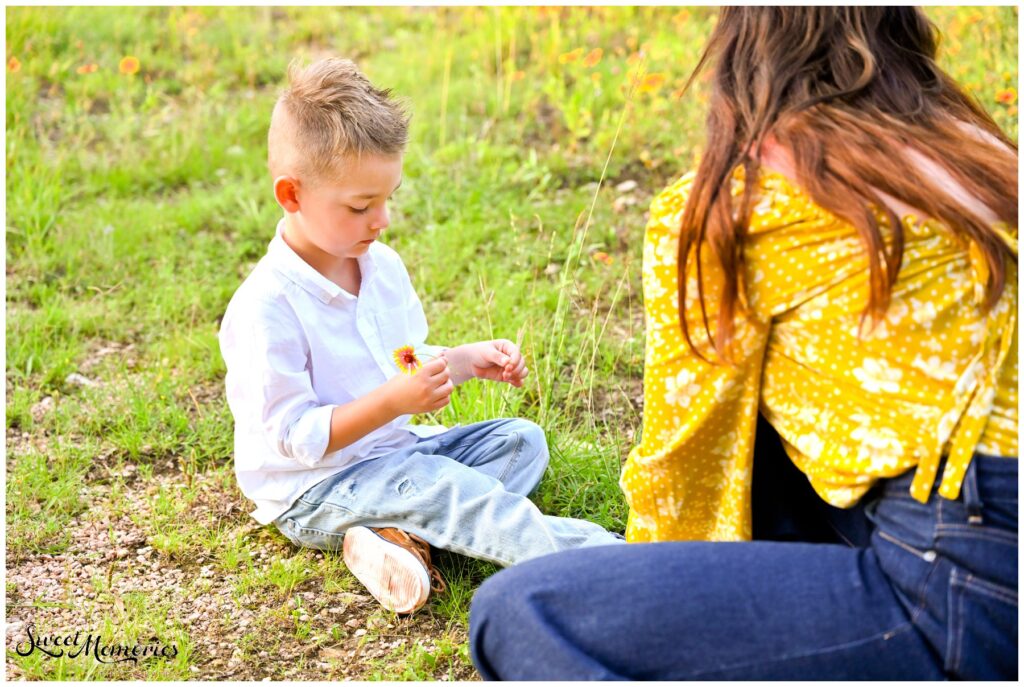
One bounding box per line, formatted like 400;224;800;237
267;218;377;304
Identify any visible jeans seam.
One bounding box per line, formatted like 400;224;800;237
686;621;917;679
946;569;964;675
287;519;515;567
289;518;345;539
958;573;1019;605
495;431;523;484
875;529;932;560
935;525;1017;545
874;529;940;625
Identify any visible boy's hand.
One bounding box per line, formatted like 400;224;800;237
385;356;453;415
444;340;528;387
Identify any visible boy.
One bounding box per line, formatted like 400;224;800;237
219;57;621;615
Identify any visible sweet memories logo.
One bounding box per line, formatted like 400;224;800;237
13;623;178;664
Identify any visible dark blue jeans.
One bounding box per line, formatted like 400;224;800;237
469;434;1018;679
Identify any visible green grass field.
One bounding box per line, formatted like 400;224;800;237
6;6;1017;680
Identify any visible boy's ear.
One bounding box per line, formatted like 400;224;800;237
273;176;301;213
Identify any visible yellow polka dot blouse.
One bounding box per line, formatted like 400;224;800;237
621;168;1018;543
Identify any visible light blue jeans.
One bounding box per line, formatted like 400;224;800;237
273;419;623;566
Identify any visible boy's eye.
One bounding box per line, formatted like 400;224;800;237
348;206;369;215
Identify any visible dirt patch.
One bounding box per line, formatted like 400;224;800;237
5;465;479;680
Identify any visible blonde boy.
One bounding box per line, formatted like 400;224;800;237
219;58;621;614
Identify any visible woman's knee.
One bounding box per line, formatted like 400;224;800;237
470;561;555;678
470;549;629;680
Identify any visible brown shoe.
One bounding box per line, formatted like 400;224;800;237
342;526;445;614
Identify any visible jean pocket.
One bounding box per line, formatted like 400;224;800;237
945;569;1018;680
869;494;937;552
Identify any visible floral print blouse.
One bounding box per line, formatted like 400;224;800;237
621;168;1018;543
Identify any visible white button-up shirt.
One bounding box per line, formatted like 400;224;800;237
219;220;447;524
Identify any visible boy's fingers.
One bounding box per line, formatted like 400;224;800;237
420;356;448;376
433;383;453;405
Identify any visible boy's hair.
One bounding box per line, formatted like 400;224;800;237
269;57;409;182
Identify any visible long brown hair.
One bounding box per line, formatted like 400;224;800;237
679;7;1018;361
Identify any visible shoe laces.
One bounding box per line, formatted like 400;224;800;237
372;527;447;594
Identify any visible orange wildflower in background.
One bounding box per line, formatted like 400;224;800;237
510;70;526;82
637;73;667;94
592;251;614;265
582;48;603;68
76;63;98;75
393;346;422;375
995;87;1017;105
7;56;21;72
119;55;140;75
558;48;584;64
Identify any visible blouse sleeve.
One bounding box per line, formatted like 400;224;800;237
620;173;771;542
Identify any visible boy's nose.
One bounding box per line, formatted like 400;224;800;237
371;206;390;231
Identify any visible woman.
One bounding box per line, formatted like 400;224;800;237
469;7;1017;680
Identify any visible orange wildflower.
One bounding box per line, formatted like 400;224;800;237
393;345;421;375
76;63;99;75
510;70;526;82
637;73;667;94
582;48;603;68
995;87;1017;105
119;55;140;75
592;251;614;266
558;48;584;65
7;56;21;72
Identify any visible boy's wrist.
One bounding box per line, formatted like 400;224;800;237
377;376;407;417
442;344;475;385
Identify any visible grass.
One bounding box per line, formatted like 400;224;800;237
6;6;1018;680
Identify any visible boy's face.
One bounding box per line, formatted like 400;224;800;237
289;153;403;259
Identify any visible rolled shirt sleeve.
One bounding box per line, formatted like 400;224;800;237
249;305;335;468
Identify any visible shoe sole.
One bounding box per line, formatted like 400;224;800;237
342;526;430;614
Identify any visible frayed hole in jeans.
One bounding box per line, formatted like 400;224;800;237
397;478;417;497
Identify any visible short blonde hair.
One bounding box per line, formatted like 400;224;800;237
268;57;409;181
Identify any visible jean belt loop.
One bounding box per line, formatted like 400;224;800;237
962;457;984;525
